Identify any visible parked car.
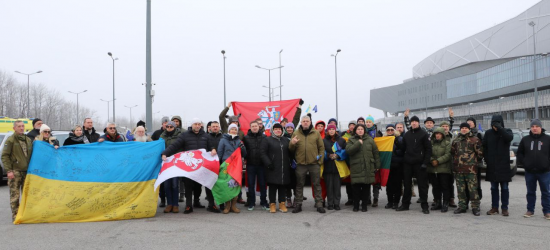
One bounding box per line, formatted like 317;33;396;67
0;132;13;183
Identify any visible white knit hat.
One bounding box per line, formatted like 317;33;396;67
40;124;51;133
228;124;239;132
191;118;202;124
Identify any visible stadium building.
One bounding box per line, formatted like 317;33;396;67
370;0;550;129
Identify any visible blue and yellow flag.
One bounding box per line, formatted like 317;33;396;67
14;140;164;224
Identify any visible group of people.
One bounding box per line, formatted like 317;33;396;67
2;101;550;221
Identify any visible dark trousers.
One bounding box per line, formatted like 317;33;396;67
164;177;179;206
205;188;215;206
346;182;353;201
352;183;371;207
324;173;341;206
490;181;509;210
159;182;166;201
183;177;203;207
429;173;452;202
525;171;550;214
295;164;322;207
386;166;403;204
403;163;429;207
450;177;456;199
269;184;286;204
247;165;267;206
286;168;297;198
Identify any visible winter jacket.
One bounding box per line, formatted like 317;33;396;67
482;115;513;182
389;133;404;169
315;120;326;139
451;132;483;174
366;125;383;139
63;133;89;146
346;133;380;184
1;134;33;171
260;134;291;185
39;137;60;147
403;126;432;166
322;133;347;174
160;129;182;148
517;130;550;174
151;127;165;141
342;130;353;142
172;116;183;129
288;124;325;166
100;133;125;142
219;106;245;140
26;128;40;142
208;132;223;151
429;128;452;174
162;129;213;157
217;134;247;162
83;127;101;143
243;130;266;166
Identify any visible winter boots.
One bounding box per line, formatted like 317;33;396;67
279;202;288;213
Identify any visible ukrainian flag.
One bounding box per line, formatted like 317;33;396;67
374;136;394;187
14;140;164;224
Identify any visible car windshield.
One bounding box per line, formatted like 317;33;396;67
53;133;70;146
512;133;522;145
522;132;529;137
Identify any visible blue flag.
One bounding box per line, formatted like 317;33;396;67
313;105;318;113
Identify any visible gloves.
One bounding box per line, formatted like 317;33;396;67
239;143;246;151
299;99;304;105
421;164;427;169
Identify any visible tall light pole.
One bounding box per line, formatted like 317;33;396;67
68;90;88;124
14;70;42;118
468;103;473;116
108;52;118;122
100;99;114;122
331;49;341;122
125;105;138;127
529;21;539;119
499;96;505;114
263;85;283;101
145;0;153;132
256;65;284;102
279;49;283;101
222;50;226;107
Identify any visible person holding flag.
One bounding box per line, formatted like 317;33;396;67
159;121;183;213
384;124;404;210
322;124;347;211
217;124;247;214
365;115;382;207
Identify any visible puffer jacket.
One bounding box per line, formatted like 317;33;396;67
482;115;513;182
429;128;452;174
403;126;432;166
218;133;247;162
517;129;550;174
389;133;404;169
160;129;182;148
288;124;325;166
322;133;347;174
346;133;380;184
243;130;266;166
83;127;101;143
162;129;213;157
260;134;291;185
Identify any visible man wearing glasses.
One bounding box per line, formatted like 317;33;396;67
98;123;124;142
2;121;33;221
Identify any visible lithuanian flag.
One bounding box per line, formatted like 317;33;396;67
212;147;243;204
374;136;394;187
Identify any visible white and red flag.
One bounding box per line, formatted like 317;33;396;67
154;149;219;190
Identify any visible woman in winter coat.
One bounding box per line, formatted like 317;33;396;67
346;124;380;212
260;123;291;213
217;124;247;214
365;115;382;206
428;128;452;212
63;125;90;146
35;124;59;149
160;121;182;213
322;124;347;211
384;124;404;209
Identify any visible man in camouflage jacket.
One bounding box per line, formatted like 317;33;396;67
451;122;483;216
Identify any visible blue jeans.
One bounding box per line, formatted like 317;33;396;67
525;171;550;214
164;177;180;206
490;181;509;210
247;165;267;206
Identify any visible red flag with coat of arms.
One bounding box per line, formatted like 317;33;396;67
231;99;301;135
154;149;220;190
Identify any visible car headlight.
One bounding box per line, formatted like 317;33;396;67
510;151;515;158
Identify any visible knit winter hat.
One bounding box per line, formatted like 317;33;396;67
161;116;170;123
386;124;395;129
32;118;42;126
285;122;295;129
366;115;375;123
166;121;176;127
272;123;283;131
459;122;470;129
440;121;450;127
40;124;51;133
466;117;477;127
328;118;338;125
348;121;356;126
136;120;146;127
357;117;365;123
327;124;337;130
191;118;202;124
410;116;420;123
530;119;542;127
228;124;239;132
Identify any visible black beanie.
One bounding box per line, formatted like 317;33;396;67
272;123;283;131
32;118;42;126
410;116;420;123
137;120;146;127
459;122;470;129
466;117;476;127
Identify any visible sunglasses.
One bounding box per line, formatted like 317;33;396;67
43;131;51;134
166;126;174;128
386;129;394;131
107;127;116;130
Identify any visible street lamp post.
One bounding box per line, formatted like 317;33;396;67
499;97;505;114
125;105;138;128
222;50;226;107
100;99;114;122
108;52;119;122
529;21;539;119
279;49;283;101
14;70;42;118
256;65;284;102
68;90;88;124
468;103;473;116
331;49;341;122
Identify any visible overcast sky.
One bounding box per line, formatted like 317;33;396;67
0;0;542;126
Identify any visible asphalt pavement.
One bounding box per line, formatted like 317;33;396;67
1;172;549;250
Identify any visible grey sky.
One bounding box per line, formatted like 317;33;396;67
0;0;541;127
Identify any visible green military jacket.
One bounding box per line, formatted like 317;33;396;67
1;134;33;172
346;134;380;184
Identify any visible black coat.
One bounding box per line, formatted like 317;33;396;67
63;137;85;146
151;128;164;141
517;130;550;174
322;134;347;174
27;129;40;141
390;135;404;168
162;129;213;157
83;127;100;143
243;130;266;166
403;127;432;165
482;115;513;182
208;132;223;151
260;135;291;185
